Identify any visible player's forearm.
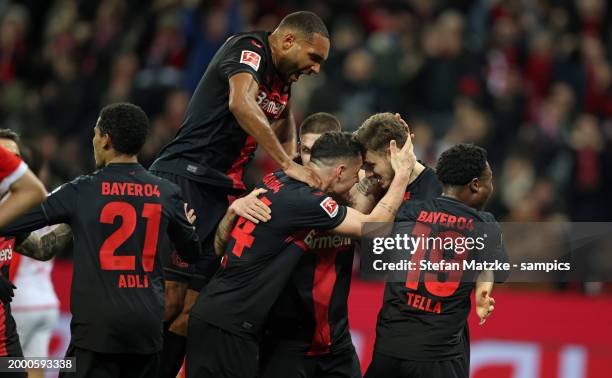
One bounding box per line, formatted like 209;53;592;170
272;112;297;157
365;172;411;223
214;210;238;256
230;99;293;170
0;182;46;230
18;224;73;261
350;178;379;214
0;206;52;237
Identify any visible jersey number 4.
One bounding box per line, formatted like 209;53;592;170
99;201;161;272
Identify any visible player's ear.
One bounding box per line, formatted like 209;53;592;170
102;133;112;150
468;178;479;193
336;164;345;180
283;32;296;49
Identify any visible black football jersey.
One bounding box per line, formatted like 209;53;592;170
190;172;348;340
374;195;507;361
150;31;291;194
0;163;200;354
266;231;355;355
0;236;24;356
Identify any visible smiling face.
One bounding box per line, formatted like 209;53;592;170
362;149;394;190
277;32;329;83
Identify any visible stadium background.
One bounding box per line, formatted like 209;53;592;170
1;0;611;377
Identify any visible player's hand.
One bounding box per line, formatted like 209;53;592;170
184;203;196;225
388;134;416;179
285;161;321;188
229;188;271;224
0;275;16;304
394;112;416;140
475;290;495;325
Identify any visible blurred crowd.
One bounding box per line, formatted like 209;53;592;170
1;0;612;229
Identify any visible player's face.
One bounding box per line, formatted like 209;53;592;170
280;33;329;83
362;150;394;190
0;139;20;157
299;133;323;164
474;162;494;210
329;156;362;196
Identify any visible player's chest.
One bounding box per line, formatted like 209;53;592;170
256;77;290;120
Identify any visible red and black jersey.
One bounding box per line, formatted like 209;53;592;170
0;236;22;357
265;232;355;356
374;194;507;361
0;163;200;354
0;145;27;196
190;172;348;340
150;31;291;194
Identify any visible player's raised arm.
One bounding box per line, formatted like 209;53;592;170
228;73;319;187
331;136;417;239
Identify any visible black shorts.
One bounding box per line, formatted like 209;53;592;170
59;344;159;378
364;352;468;378
186;318;258;378
261;347;361;378
151;171;228;290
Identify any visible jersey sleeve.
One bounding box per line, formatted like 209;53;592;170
0;146;28;196
219;36;267;83
167;186;201;263
289;190;348;231
40;182;79;224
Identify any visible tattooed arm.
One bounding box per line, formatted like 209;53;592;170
17;224;73;261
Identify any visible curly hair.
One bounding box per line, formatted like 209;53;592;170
436;144;488;186
98;103;150;155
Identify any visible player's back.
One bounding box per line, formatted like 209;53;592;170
62;163;188;354
375;196;504;361
191;171;347;340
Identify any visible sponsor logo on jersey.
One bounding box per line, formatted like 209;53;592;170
240;50;261;71
320;197;339;218
256;88;288;118
0;237;14;265
303;232;352;251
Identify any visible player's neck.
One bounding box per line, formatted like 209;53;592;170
268;33;280;70
105;154;139;166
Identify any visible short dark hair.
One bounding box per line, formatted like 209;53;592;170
310;132;363;166
436;144;488;186
300;112;341;135
98;103;149;155
278;11;329;39
354;112;407;153
0;128;20;144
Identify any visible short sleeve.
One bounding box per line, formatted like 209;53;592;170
290;190;347;231
219;36;267;83
0;146;27;196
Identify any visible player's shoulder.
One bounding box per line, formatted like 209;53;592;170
227;31;267;49
397;198;435;221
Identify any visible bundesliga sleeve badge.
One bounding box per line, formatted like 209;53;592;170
240;50;261;71
320;197;339;218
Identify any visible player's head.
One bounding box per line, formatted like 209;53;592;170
93;103;150;168
0;128;20;156
354;112;410;190
436;144;493;210
272;11;330;83
299;112;341;164
308;132;363;195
